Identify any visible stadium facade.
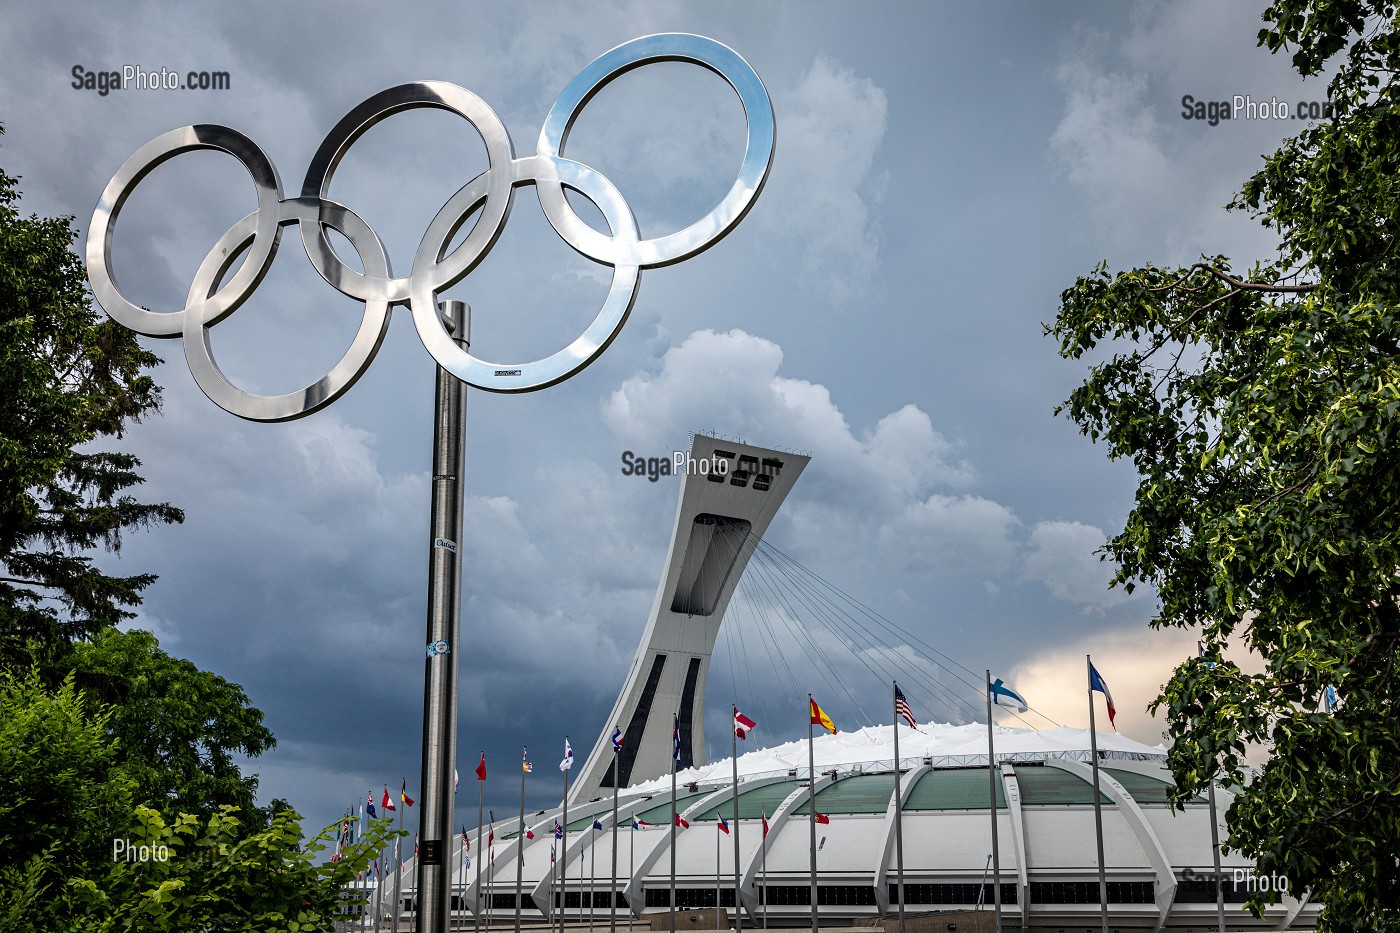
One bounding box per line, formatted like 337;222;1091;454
374;436;1317;931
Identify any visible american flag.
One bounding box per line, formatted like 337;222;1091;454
894;685;917;729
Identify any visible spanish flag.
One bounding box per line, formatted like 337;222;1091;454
810;697;836;734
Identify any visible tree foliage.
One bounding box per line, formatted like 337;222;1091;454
0;666;399;932
0;125;183;673
70;628;276;819
1051;2;1400;927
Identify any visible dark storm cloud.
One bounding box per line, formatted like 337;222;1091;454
1;0;1323;828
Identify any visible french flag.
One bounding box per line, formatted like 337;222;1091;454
1089;661;1117;729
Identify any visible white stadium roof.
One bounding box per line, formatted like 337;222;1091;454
630;721;1168;792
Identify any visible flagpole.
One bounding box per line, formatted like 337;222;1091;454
1208;781;1225;932
715;816;721;926
517;748;527;933
670;713;678;933
1087;655;1108;933
477;758;486;933
611;735;620;933
590;833;596;933
892;682;906;933
629;818;635;933
985;671;1002;933
563;743;572;933
761;812;768;930
731;707;742;933
395;793;404;933
807;695;817;933
461;825;468;929
374;845;384;933
489;811;497;933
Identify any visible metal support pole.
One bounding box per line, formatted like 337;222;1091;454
807;697;817;933
476;766;485;933
418;300;470;933
731;712;742;933
892;683;906;933
1209;782;1225;932
563;751;572;933
670;755;678;933
395;824;404;933
611;747;620;933
629;819;635;933
517;750;527;933
985;672;1002;933
1087;656;1109;933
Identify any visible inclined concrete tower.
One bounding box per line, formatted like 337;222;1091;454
568;434;808;803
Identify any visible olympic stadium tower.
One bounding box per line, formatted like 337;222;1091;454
373;435;1318;931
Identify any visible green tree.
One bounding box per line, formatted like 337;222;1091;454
1051;2;1400;927
70;628;276;819
0;665;400;932
0;666;135;926
0;123;182;673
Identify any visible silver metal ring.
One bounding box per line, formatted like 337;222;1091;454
86;34;773;417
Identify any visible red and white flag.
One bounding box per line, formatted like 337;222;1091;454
734;707;757;740
674;813;689;829
382;786;396;813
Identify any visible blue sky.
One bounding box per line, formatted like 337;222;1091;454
0;1;1325;832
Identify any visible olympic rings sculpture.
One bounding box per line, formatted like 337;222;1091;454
85;34;774;421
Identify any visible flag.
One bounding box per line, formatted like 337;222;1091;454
761;811;769;838
734;707;757;740
475;753;487;782
674;812;689;829
611;727;623;752
717;815;730;835
525;828;535;839
401;780;415;808
673;715;682;765
414;834;419;857
560;737;574;772
1198;641;1218;669
894;686;917;729
1326;685;1339;712
382;786;396;813
814;812;830;825
593;818;604;831
522;747;533;773
810;697;836;734
551;845;556;865
989;677;1028;712
366;790;377;820
632;817;651;830
462;826;470;851
553;821;563;840
454;768;459;794
1089;661;1117;728
488;827;494;847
